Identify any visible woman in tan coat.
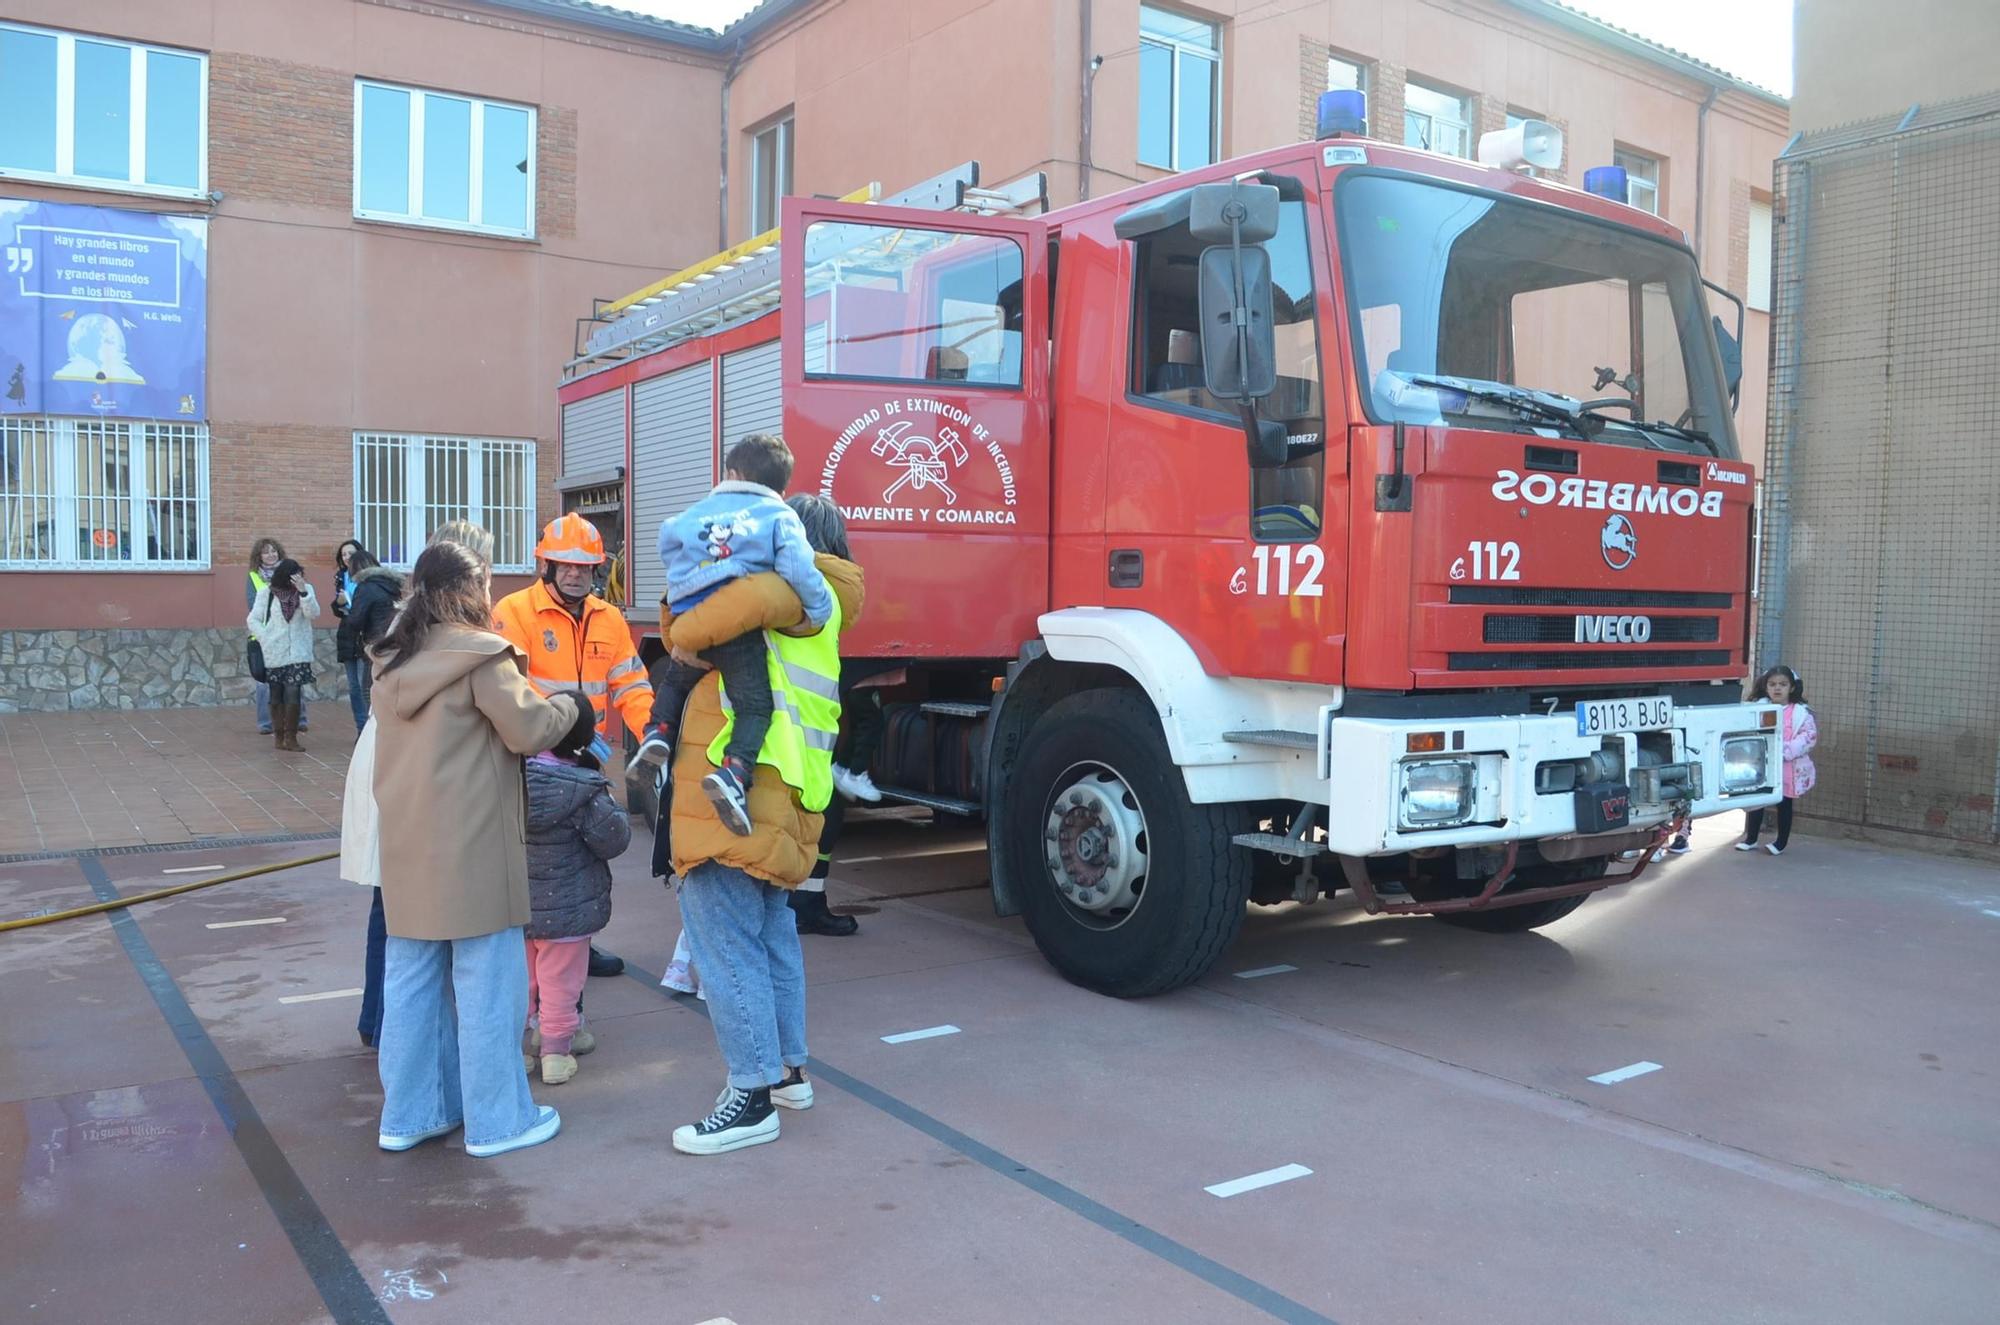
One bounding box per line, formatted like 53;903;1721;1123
369;538;596;1159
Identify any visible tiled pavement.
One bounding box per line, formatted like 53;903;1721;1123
0;702;355;856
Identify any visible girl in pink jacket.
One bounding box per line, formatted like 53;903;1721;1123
1737;665;1817;856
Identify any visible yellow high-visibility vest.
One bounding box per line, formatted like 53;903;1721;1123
707;596;843;812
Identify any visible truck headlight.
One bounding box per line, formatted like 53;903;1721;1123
1721;736;1771;794
1400;759;1475;828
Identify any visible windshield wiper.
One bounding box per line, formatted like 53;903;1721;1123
1404;376;1596;441
1573;401;1721;457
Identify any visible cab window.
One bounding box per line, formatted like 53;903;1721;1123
1129;195;1326;541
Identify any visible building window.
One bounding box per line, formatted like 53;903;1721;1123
0;22;207;197
802;221;1024;386
353;80;536;238
748;115;793;238
1615;147;1661;215
0;417;207;568
1747;197;1773;312
353;432;536;572
1404;80;1471;158
1327;52;1367;96
1138;5;1220;171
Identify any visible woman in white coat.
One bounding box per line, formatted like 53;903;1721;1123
249;557;320;752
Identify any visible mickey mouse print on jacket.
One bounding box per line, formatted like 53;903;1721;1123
657;479;835;622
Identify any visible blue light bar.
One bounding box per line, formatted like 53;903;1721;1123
1583;165;1629;202
1316;90;1367;140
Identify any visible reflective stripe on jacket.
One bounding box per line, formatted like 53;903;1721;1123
705;593;843;812
491;578;654;738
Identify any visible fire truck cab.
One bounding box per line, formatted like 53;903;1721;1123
562;117;1783;997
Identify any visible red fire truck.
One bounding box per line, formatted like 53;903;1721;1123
558;115;1782;996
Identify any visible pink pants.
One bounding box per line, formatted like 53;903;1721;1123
524;937;592;1055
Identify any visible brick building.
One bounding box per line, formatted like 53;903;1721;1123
0;0;1785;713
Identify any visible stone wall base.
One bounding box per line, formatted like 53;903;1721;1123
0;629;352;713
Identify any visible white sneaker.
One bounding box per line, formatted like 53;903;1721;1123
1734;841;1760;852
1765;843;1785;856
661;960;697;994
466;1105;561;1158
832;765;883;802
378;1119;462;1152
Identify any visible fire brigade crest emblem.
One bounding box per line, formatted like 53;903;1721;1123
871;420;968;505
542;629;559;653
1600;514;1638;571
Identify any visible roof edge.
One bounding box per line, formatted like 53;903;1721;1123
474;0;728;50
1502;0;1790;107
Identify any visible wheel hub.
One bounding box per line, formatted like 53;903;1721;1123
1043;767;1149;921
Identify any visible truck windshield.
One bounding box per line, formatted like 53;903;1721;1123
1335;173;1738;459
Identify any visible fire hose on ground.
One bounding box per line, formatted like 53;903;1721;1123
0;851;339;933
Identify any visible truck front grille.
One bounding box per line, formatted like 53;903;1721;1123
1449;586;1734;609
1482;615;1722;644
1447;650;1733;672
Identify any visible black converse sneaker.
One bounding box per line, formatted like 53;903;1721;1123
716;1068;813;1113
673;1085;777;1155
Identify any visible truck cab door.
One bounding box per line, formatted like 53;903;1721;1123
780;197;1050;660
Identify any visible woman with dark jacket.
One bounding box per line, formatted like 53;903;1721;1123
335;548;402;732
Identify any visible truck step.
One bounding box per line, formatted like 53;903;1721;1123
1232;832;1328;857
1223;729;1317;750
919;700;992;719
878;786;983;818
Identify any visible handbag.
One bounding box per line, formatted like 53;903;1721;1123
247;592;272;683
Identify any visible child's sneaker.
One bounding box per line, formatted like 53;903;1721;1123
662;960;698;995
833;764;883;803
675;1086;778;1155
1666;834;1690;855
541;1053;578;1085
1734;840;1760;851
634;723;676;769
702;758;754;836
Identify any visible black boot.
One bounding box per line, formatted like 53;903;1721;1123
789;889;858;937
587;944;624;977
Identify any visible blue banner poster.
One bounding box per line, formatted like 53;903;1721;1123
0;199;208;420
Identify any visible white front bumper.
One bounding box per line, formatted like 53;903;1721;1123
1318;701;1783;856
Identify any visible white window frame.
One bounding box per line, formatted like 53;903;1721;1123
0;416;210;570
1747;197;1773;312
748;115;793;238
1404;79;1472;159
0;21;209;200
352;79;538;239
1138;5;1222;171
1615;147;1662;215
352;432;537;574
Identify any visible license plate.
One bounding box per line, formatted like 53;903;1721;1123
1575;696;1674;736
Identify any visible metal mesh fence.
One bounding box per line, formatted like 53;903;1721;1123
1759;95;2000;847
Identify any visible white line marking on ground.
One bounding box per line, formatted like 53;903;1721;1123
163;865;226;874
278;988;363;1004
843;856;883;864
881;1024;961;1044
1982;909;2000;919
1234;964;1298;979
1205;1163;1313;1198
1589;1060;1664;1085
206;917;286;929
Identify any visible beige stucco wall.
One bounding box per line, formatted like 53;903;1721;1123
1792;0;2000;132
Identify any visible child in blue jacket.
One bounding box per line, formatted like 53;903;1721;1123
640;433;834;834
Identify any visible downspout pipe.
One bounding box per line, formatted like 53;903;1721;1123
1079;2;1097;201
719;38;745;251
1693;83;1720;263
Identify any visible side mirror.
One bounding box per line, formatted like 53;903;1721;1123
1711;313;1743;406
1188;181;1280;245
1197;244;1276;402
1247;417;1290;470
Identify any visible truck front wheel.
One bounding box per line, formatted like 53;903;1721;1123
1003;689;1250;997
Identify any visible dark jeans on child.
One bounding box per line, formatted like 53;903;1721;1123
653;630;774;768
1743;798;1794;849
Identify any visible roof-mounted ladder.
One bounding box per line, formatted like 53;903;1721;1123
564;161;1046;381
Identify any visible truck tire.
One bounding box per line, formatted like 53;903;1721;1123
1003;689;1251;997
1430;892;1589;932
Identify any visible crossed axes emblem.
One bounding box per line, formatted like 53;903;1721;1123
871;420;970;504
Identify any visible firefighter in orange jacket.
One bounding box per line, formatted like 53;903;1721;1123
494;513;653;978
